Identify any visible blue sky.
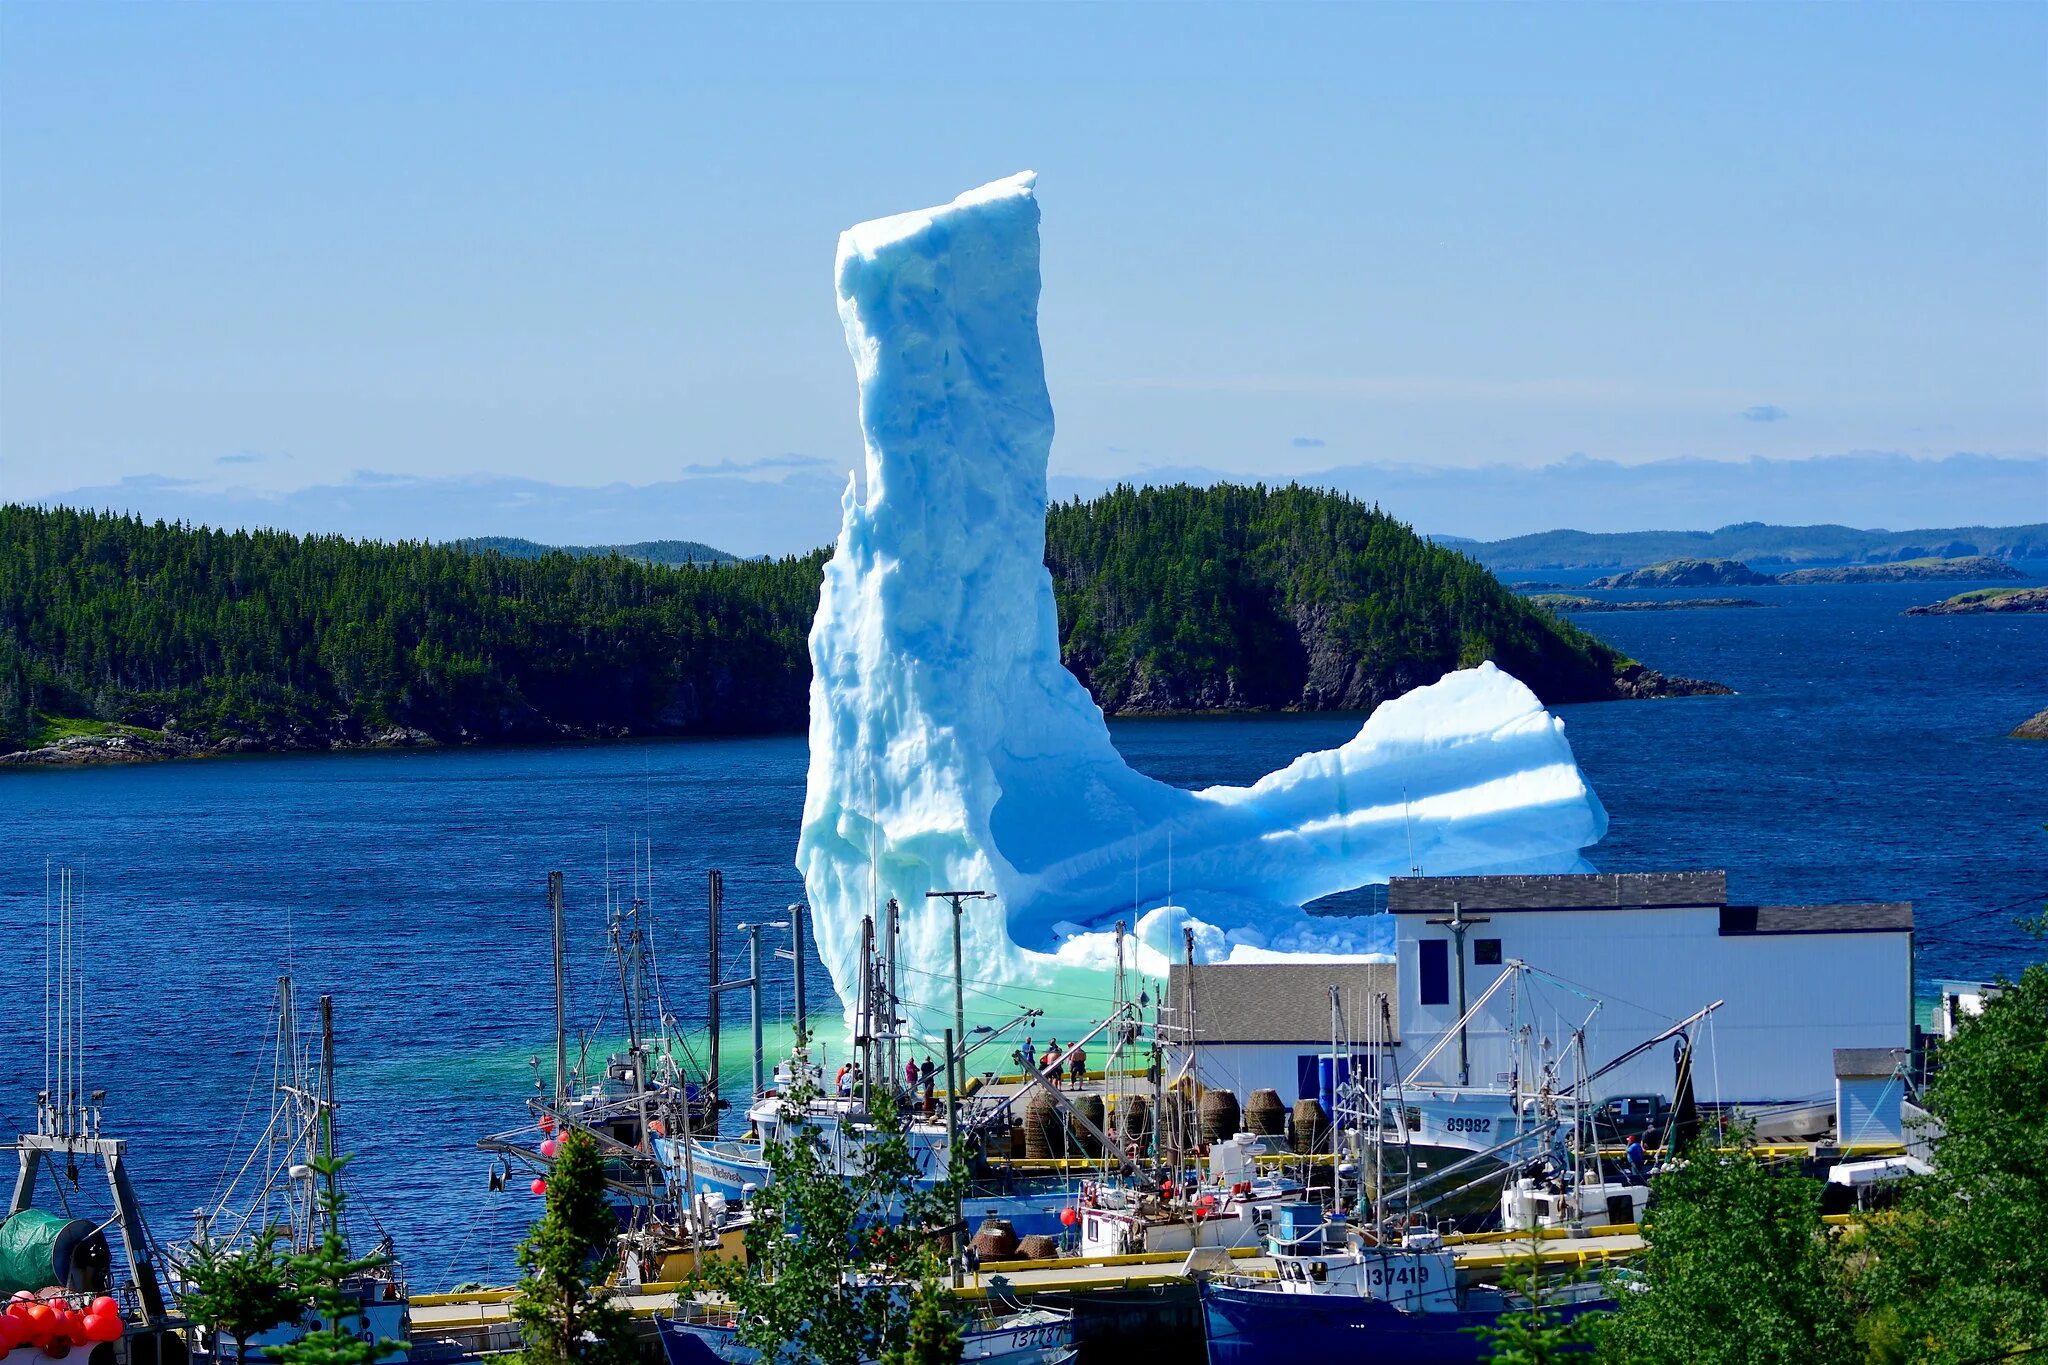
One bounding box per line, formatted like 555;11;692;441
2;2;2044;540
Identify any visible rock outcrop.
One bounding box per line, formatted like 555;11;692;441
1904;588;2048;616
1778;556;2025;585
1586;559;1776;589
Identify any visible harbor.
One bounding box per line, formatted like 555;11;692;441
4;24;2045;1361
5;848;1966;1365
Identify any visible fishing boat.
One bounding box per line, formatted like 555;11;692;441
654;1298;1075;1365
5;866;193;1365
178;979;411;1365
1199;1206;1609;1365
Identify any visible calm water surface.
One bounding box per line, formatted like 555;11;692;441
2;572;2042;1284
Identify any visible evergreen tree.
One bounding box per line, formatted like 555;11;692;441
177;1226;307;1365
510;1128;638;1365
1;492;1645;755
698;1028;964;1365
1467;1234;1596;1364
267;1120;405;1365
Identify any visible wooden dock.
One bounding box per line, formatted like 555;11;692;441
407;1222;1646;1346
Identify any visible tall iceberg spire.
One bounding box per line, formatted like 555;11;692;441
798;173;1608;1038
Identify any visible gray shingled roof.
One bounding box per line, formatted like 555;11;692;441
1168;962;1399;1043
1387;872;1727;914
1834;1047;1909;1078
1722;903;1914;935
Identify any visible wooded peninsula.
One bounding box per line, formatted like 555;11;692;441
0;488;1720;764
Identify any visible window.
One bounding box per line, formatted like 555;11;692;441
1419;938;1449;1005
1474;938;1503;966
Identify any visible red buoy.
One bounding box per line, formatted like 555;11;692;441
530;1178;548;1196
1058;1207;1077;1227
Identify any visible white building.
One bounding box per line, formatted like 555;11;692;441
1389;871;1912;1107
1168;871;1913;1119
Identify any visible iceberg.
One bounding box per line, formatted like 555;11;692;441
796;173;1608;1039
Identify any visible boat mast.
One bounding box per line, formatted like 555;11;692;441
318;994;340;1241
706;870;723;1114
550;872;568;1108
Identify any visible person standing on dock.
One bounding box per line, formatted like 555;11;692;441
920;1056;936;1112
835;1062;851;1096
1069;1045;1086;1087
1627;1133;1648;1184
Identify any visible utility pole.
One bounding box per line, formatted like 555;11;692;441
710;914;763;1103
776;903;808;1036
883;898;901;1089
927;890;993;1073
549;872;568;1108
855;915;875;1104
1425;901;1491;1087
944;1026;962;1289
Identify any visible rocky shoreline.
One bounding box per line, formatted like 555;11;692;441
2;663;1732;769
2014;708;2048;740
1529;594;1769;613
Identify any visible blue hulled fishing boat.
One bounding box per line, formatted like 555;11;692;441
1199;1205;1609;1365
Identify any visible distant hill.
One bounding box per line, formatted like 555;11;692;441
1775;556;2026;585
454;535;738;566
1450;522;2048;574
1586;558;1777;589
1;490;1723;763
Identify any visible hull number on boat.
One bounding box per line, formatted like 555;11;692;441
1366;1263;1434;1286
1443;1116;1493;1134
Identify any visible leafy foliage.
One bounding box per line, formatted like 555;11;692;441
696;1028;964;1365
2;490;1645;753
1592;1130;1856;1365
510;1127;638;1365
178;1226;308;1365
1845;951;2048;1362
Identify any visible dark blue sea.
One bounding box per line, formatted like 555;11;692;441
2;570;2042;1286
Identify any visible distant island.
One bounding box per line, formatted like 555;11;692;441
1450;521;2048;574
2015;708;2048;740
1528;594;1770;614
452;535;738;566
1904;587;2048;617
1775;556;2025;585
1575;554;2027;589
1586;558;1777;589
0;490;1725;767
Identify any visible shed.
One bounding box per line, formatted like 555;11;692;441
1834;1047;1908;1146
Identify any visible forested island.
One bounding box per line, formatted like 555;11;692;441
1775;555;2025;584
0;490;1723;765
1454;521;2048;574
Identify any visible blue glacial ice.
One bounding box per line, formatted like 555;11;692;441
796;173;1608;1038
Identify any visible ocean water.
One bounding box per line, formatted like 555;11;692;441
1;570;2041;1286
